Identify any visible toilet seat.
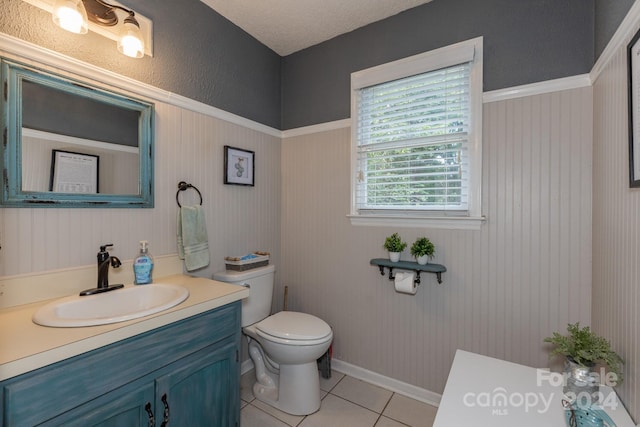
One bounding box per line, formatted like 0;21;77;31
256;328;333;346
255;311;332;345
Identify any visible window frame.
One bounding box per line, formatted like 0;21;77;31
349;37;484;229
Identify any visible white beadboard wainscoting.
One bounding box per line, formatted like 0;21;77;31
592;17;640;421
0;100;282;286
279;85;593;396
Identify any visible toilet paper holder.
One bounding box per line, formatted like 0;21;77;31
369;258;446;285
386;267;421;285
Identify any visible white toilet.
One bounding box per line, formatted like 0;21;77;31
213;264;333;415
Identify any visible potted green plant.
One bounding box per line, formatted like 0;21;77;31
544;323;623;397
410;237;435;265
383;233;406;262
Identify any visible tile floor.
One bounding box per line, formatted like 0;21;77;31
240;370;438;427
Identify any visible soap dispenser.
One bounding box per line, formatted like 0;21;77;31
133;240;154;284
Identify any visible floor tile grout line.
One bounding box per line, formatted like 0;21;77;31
249;401;309;427
245;394;416;427
327;389;394;416
374;391;415;427
321;373;346;394
379;391;395;415
247;401;299;427
242;371;433;427
373;412;384;426
377;393;430;427
374;414;413;427
324;393;382;418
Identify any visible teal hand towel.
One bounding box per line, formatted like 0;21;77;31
177;205;210;271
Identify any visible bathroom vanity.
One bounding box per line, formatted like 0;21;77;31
0;275;249;427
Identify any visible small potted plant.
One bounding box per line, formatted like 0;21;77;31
410;237;435;265
544;323;623;397
383;233;406;262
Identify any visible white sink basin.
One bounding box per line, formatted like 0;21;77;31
33;284;189;327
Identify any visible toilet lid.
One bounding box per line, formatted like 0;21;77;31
256;311;331;341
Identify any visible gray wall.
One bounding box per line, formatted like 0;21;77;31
22;80;139;147
7;0;631;131
281;0;595;129
0;0;282;129
4;0;636;131
595;0;636;58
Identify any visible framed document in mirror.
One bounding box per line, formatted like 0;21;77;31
50;150;99;194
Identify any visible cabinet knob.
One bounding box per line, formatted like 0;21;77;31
144;402;155;427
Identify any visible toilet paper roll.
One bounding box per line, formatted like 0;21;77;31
394;271;417;295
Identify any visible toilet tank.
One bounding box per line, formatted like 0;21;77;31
213;264;275;327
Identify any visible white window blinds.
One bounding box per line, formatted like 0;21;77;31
355;62;472;213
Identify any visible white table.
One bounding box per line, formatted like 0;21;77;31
433;350;635;427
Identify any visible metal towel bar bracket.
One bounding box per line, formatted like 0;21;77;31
370;258;446;285
176;181;203;207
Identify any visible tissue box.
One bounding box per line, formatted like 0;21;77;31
224;252;270;271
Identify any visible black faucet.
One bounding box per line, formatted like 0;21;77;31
79;244;125;296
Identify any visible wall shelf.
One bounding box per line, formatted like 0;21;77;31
370;258;447;284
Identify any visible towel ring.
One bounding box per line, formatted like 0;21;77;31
176;181;203;207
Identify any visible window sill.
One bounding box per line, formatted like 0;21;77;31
347;214;485;230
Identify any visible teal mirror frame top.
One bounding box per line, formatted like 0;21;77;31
0;59;154;208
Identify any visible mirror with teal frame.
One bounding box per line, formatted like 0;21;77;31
1;58;154;207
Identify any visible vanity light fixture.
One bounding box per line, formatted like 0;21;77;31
52;0;145;58
52;0;88;34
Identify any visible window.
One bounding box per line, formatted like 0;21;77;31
350;37;483;229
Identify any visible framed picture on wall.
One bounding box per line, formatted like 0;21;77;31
628;28;640;187
224;145;255;186
49;150;99;193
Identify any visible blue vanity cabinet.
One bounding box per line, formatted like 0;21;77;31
0;301;241;427
155;337;238;426
43;382;157;426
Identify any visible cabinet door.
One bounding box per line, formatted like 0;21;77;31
155;338;238;427
40;382;155;427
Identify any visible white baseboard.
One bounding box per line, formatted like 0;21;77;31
241;359;254;375
331;359;441;407
239;357;441;407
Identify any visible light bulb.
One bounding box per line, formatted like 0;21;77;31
52;0;88;34
117;16;144;58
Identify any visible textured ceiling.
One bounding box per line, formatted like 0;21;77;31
199;0;433;56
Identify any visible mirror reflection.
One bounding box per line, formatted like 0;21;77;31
1;59;154;207
22;79;140;195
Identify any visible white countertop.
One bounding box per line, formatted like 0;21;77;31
433;350;635;427
0;274;249;381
